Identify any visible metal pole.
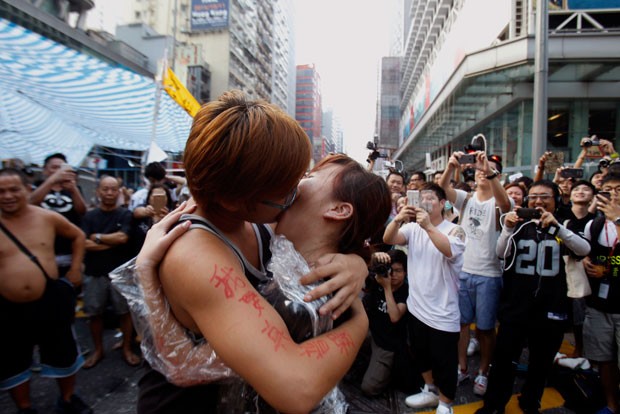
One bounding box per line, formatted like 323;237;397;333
531;0;549;175
171;0;178;71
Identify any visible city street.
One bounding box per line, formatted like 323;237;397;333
0;316;578;414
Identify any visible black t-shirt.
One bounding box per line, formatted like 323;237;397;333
82;208;132;276
363;281;408;351
38;187;83;256
499;221;570;326
565;212;596;238
129;216;153;257
587;217;620;313
555;200;574;223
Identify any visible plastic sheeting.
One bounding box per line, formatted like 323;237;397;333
0;18;193;166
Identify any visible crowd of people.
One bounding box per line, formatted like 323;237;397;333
365;136;620;414
1;90;619;414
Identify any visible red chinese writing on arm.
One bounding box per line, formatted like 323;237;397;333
299;340;330;359
326;331;355;355
238;291;265;317
209;264;246;299
261;320;291;352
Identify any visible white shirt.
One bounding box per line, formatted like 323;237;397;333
454;189;506;277
400;219;466;332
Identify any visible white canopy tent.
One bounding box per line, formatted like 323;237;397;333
0;17;193;166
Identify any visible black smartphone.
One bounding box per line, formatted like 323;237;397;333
560;168;584;179
517;208;542;219
599;191;611;200
459;153;476;164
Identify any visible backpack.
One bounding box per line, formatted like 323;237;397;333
548;366;606;413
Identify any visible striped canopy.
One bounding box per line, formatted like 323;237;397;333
0;17;193;166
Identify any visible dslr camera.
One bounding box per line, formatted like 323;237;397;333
369;263;390;278
366;141;387;162
583;136;600;147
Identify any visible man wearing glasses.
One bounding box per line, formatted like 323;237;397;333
581;174;620;414
407;171;427;191
477;180;590;414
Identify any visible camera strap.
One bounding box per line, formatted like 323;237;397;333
0;219;51;280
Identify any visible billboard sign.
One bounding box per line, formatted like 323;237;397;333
190;0;229;32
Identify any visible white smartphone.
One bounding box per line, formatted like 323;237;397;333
407;190;420;207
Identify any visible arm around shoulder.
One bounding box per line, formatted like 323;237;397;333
160;234;368;413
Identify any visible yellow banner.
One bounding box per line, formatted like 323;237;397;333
162;67;201;117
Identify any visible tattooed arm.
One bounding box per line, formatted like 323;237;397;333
160;230;368;413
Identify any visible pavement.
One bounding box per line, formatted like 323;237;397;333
1;318;580;414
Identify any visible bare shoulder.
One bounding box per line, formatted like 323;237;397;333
160;229;246;303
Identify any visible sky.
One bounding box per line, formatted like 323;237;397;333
292;0;393;164
85;0;394;164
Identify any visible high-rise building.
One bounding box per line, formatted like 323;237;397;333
117;0;296;113
296;64;323;163
393;0;620;175
322;108;344;154
377;56;403;151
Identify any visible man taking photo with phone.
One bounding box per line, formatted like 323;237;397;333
439;150;512;396
384;183;466;414
477;180;590;414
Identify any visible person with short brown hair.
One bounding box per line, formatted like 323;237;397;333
134;91;371;413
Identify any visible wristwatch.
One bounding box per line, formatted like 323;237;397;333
614;217;620;227
486;168;500;180
94;233;102;244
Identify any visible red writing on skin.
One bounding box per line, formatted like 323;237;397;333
299;340;330;359
261;320;289;352
209;264;246;298
238;291;265;317
326;331;355;355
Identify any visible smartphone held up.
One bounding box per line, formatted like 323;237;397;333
407;190;420;207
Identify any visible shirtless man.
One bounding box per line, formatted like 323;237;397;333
0;168;91;414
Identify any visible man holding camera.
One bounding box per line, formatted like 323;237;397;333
384;183;465;414
581;173;620;414
361;250;409;396
439;151;512;396
477;180;590;414
30;153;87;277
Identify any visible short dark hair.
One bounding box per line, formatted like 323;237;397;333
44;153;67;166
410;171;426;182
144;162;166;181
529;179;560;199
515;175;533;189
421;182;447;201
388;249;407;274
601;173;620;186
570;180;596;194
386;169;405;183
0;168;29;186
